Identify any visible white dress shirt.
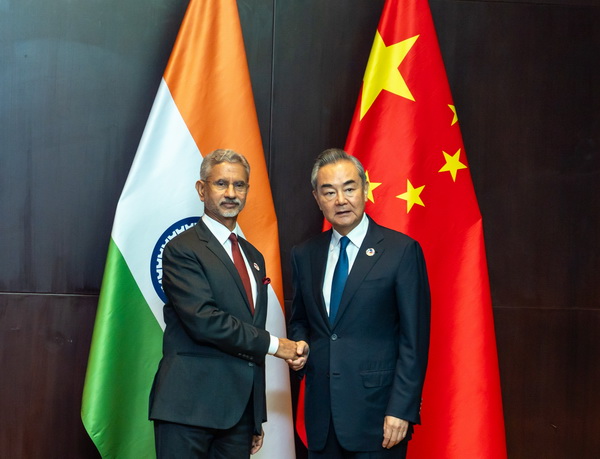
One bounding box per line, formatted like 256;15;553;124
322;213;369;315
202;215;279;354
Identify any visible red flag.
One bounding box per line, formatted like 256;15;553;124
294;1;506;455
340;0;507;457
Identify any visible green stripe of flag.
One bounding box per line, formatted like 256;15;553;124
82;239;163;458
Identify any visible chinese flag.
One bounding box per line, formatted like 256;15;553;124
344;0;507;457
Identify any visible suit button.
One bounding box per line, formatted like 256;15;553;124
248;362;254;367
331;334;338;341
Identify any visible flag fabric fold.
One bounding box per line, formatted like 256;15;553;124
299;0;507;457
81;1;294;457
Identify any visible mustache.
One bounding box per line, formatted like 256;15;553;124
220;197;242;206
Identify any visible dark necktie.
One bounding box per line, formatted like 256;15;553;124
329;236;350;324
229;233;254;314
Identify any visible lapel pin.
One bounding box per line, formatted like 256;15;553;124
366;248;375;257
253;262;260;271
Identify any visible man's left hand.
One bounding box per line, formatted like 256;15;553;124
382;415;409;449
251;429;264;455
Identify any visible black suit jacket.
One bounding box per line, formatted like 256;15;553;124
289;217;430;451
149;219;271;433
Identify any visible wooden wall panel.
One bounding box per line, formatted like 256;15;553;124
270;0;385;297
495;307;600;458
239;0;275;157
431;0;600;311
432;2;600;456
0;294;99;458
0;0;188;294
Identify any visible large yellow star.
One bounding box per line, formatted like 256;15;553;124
365;171;381;203
396;179;425;213
360;32;419;119
438;148;467;181
449;105;458;125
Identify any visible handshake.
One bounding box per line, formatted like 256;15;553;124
275;338;309;371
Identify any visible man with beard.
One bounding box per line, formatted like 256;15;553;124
150;149;305;458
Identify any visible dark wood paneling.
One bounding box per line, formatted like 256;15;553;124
0;0;189;294
270;0;385;297
0;294;100;458
239;0;275;158
431;0;600;310
495;307;600;458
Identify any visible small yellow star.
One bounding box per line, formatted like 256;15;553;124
360;32;419;119
449;105;458;126
397;179;425;213
438;149;467;182
365;171;381;203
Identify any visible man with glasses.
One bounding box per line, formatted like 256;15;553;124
150;149;305;458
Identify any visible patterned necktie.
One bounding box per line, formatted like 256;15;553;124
229;233;254;314
329;236;350;324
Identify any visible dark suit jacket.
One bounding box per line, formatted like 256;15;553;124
149;219;271;433
289;217;430;451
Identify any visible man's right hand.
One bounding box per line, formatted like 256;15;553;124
274;338;301;360
287;340;309;371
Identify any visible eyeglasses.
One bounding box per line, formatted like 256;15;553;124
204;180;249;193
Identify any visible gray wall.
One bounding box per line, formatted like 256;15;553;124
1;0;599;457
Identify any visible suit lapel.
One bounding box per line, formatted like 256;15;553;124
311;230;332;325
332;220;384;327
194;221;254;317
238;237;265;322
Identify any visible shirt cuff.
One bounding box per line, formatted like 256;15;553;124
268;334;280;355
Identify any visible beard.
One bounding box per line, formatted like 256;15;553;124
219;197;245;217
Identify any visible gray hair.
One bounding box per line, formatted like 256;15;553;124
310;148;367;190
200;149;251;180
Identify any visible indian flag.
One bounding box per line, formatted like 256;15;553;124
81;0;295;457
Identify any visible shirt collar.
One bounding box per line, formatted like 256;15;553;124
330;213;369;251
202;214;240;246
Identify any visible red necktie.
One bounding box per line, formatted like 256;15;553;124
229;233;254;314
